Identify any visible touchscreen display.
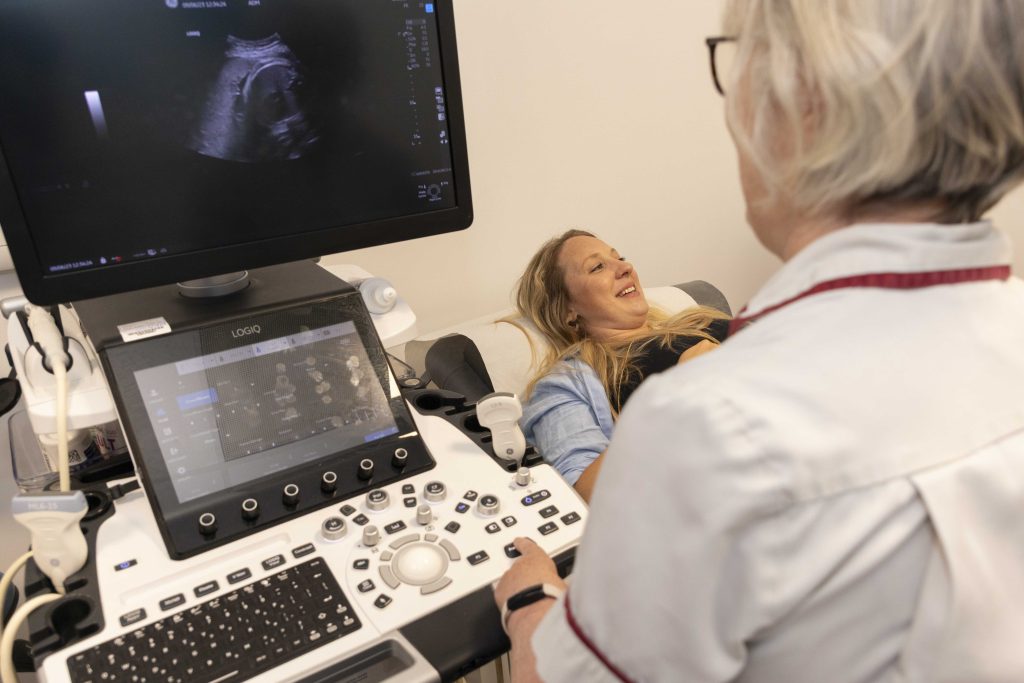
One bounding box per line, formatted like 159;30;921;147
133;320;398;503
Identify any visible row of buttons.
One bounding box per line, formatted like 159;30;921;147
123;542;318;628
339;502;422;533
540;512;582;534
195;451;412;534
357;481;507;514
502;513;581;559
357;573;453;596
351;484;506;529
485;516;518;534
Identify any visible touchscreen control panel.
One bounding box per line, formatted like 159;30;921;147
100;290;434;558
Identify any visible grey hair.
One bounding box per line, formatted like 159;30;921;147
722;0;1024;222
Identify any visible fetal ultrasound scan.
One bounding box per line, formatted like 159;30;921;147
188;34;320;163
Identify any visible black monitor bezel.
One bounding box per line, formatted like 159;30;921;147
0;0;472;305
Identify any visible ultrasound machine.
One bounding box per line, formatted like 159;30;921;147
0;2;585;681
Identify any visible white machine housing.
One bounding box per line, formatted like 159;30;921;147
37;411;586;682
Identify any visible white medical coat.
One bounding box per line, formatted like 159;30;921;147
533;222;1024;682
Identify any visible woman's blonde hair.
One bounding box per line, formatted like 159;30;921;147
510;229;729;410
722;0;1024;222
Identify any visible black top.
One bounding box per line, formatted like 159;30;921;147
612;318;729;412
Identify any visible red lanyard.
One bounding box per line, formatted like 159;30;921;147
728;265;1012;336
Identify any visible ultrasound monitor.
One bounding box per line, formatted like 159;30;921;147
0;0;471;305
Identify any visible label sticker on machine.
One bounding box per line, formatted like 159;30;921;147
117;317;172;342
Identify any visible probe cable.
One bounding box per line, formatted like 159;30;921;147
2;306;75;683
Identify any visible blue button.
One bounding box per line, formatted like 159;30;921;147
521;490;551;506
425;3;434;12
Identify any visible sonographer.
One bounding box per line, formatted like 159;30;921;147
495;1;1024;680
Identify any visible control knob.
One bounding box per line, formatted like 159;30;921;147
423;481;447;503
321;516;347;542
321;471;338;494
362;525;381;547
477;494;500;516
198;512;217;536
514;467;531;487
416;504;432;526
358;458;374;481
392;447;409;469
366;489;390;512
241;498;260;521
282;484;300;507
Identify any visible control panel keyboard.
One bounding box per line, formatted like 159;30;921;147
67;558;358;683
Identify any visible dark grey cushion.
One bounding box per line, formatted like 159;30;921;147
675;280;732;316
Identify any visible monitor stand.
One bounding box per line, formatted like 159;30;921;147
176;271;249;298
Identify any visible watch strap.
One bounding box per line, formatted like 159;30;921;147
501;583;564;635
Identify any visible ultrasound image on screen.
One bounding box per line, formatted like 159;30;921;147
0;0;455;276
133;322;399;504
202;328;391;460
188;33;319;163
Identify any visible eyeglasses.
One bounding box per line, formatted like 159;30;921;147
705;36;737;96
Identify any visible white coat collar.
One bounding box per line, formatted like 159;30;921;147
741;221;1012;319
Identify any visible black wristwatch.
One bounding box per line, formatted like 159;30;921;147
501;583;564;634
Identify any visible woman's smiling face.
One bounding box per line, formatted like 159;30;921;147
558;235;649;342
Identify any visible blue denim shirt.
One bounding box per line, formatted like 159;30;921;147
520;358;614;485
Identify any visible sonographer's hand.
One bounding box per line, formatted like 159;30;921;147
494;537;565;612
678;339;719;365
495;537;563;682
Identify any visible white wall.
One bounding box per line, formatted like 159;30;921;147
327;0;1024;336
2;0;1023;342
992;187;1024;255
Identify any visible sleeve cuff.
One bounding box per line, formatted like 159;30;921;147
531;592;630;683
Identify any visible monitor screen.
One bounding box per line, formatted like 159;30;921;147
0;0;472;304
